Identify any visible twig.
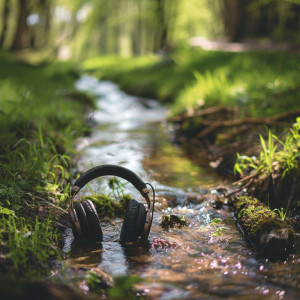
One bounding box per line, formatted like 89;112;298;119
168;106;230;122
232;172;258;185
33;196;68;214
226;178;254;197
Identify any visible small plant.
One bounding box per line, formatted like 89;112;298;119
108;177;129;199
233;153;258;175
233;118;300;209
85;270;102;292
273;208;287;221
108;275;143;299
209;218;228;237
0;206;15;216
259;130;277;175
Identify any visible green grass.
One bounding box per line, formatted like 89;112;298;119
81;46;300;118
0;51;94;277
0;215;60;276
233;118;300;210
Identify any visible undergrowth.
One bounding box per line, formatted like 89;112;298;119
0;215;60;276
0;52;94;277
82;46;300;119
234;118;300;212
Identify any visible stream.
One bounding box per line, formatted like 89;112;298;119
57;75;299;299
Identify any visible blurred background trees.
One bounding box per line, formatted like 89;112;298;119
0;0;299;59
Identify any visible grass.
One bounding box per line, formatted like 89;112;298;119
81;46;300;118
0;215;60;276
233;118;300;211
0;51;94;277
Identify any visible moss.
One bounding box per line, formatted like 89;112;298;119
81;194;132;219
232;196;296;257
161;214;187;229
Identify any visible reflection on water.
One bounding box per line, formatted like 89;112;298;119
60;75;299;299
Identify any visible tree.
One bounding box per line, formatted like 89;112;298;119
222;0;300;42
11;0;31;50
0;0;10;48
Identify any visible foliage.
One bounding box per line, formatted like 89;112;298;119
233;154;258;176
83;48;300;119
234;118;300;178
108;275;143;299
0;53;93;277
1;0;299;59
209;218;228;237
85;270;102;291
108;177;129;199
233;118;300;210
0;215;60;276
259;130;277;174
81;193;129;218
273;208;287;221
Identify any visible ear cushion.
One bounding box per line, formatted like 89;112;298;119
120;199;147;243
74;203;90;240
81;200;103;243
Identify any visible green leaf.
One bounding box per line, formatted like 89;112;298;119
0;206;16;216
210;218;222;225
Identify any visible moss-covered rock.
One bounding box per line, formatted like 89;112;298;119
161;214;187;229
231;196;296;259
81;194;132;218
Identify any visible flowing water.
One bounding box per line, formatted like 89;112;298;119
58;75;299;299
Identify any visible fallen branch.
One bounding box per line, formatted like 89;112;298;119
168;106;231;122
232;172;258;185
170;108;300;128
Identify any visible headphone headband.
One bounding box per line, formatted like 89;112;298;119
71;165;150;207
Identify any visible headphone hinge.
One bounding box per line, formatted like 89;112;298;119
71;185;80;195
141;188;149;196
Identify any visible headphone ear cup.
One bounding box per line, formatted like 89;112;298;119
69;208;82;239
81;200;103;243
120;199;147;243
75;203;90;241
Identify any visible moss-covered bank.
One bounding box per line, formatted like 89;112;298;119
231;196;295;259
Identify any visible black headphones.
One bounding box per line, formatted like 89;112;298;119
69;164;155;244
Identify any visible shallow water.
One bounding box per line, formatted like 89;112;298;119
58;75;299;299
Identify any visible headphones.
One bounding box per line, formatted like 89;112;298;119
69;164;155;244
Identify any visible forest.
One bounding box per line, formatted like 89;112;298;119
0;0;300;299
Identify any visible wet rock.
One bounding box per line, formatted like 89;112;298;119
212;195;224;209
185;192;204;205
161;214;187;229
259;228;295;258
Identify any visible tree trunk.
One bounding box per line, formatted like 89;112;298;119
0;0;10;48
11;0;30;51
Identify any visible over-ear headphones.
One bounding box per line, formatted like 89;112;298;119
69;164;155;244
